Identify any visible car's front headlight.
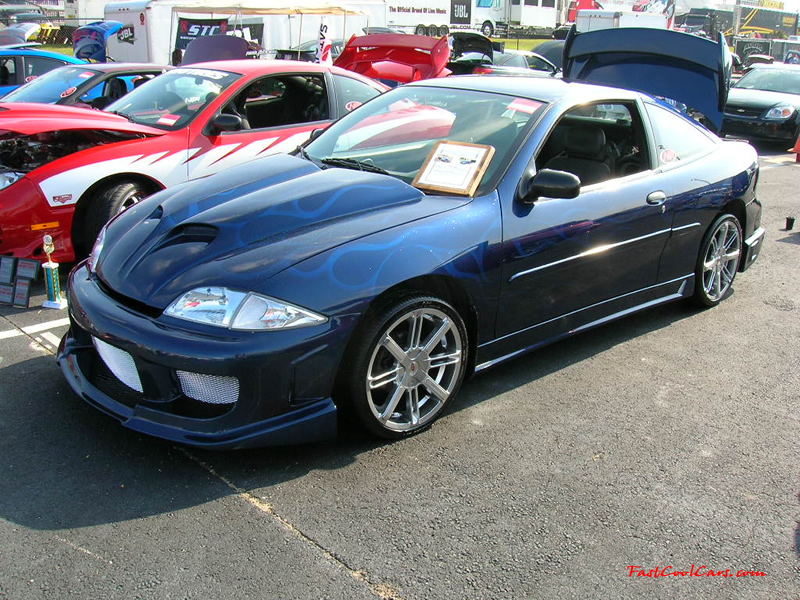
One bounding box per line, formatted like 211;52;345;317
0;170;24;190
764;105;796;120
165;287;327;331
87;225;107;274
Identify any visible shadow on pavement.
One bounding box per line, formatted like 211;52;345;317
0;298;701;531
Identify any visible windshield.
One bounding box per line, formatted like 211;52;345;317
734;68;800;94
305;86;546;194
2;66;102;103
105;67;240;130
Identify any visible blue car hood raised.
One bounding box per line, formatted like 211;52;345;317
562;26;731;131
97;154;468;308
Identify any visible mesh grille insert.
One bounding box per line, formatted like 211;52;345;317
176;371;239;405
92;337;143;393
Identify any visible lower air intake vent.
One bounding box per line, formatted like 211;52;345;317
176;371;239;404
92;337;143;393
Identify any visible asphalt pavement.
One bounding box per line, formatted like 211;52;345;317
0;146;798;600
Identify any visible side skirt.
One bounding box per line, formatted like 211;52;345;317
475;275;693;372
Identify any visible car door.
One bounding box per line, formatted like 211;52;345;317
496;99;675;340
183;71;381;182
0;55;20;95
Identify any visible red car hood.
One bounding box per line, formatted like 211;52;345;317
334;34;451;84
0;103;167;136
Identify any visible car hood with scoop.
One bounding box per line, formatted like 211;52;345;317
96;154;470;308
562;26;731;130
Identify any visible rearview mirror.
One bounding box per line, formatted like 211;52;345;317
518;168;581;204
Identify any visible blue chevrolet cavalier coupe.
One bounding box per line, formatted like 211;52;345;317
58;28;765;448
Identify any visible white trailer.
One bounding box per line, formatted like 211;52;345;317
64;0;108;23
104;0;370;65
575;9;668;31
366;0;555;38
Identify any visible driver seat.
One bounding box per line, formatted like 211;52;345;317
106;78;127;102
544;125;612;186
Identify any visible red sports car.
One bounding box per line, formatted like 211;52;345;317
0;60;387;262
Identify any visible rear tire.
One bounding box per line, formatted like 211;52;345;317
692;214;742;307
415;24;427;35
83;181;149;253
345;295;468;439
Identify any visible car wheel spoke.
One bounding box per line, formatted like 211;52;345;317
381;334;409;364
429;349;462;369
408;387;421;426
422;318;451;355
379;385;405;423
422;375;449;402
408;311;425;349
368;366;402;390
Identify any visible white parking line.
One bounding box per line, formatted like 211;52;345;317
0;317;70;340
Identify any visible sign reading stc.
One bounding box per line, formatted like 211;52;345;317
175;18;229;50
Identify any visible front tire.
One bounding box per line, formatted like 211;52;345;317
693;214;742;307
481;21;494;37
346;295;468;439
82;181;149;254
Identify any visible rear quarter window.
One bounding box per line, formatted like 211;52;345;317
645;102;717;165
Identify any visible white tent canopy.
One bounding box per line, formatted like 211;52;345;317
173;0;365;16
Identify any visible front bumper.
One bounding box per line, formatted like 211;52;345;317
721;115;798;143
57;264;347;449
741;225;765;272
0;178;77;262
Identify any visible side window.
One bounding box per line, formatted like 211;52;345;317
23;57;65;81
536;101;650;186
222;74;329;130
78;81;105;104
644;102;717;165
0;57;16;85
333;74;381;116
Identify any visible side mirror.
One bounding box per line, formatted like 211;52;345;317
208;113;244;134
518;168;581;204
309;128;324;142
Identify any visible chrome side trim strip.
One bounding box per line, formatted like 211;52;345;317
509;227;672;282
476;274;693;371
671;222;701;232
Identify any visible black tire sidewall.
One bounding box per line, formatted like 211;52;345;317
344;294;468;439
84;182;147;253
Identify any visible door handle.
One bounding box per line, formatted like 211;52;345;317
646;191;667;206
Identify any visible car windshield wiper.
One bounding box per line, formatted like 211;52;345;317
320;157;389;175
108;110;134;122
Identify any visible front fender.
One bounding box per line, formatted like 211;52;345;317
266;192;504;343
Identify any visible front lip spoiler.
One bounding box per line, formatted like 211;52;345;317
57;333;338;449
741;226;765;271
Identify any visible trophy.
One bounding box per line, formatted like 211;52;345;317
42;234;67;309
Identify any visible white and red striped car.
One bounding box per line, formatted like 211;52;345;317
0;60;387;262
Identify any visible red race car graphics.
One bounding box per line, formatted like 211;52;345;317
0;60;387;262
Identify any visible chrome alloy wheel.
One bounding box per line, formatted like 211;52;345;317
365;307;463;432
701;218;741;302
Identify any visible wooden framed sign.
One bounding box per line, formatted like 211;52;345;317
412;141;495;196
